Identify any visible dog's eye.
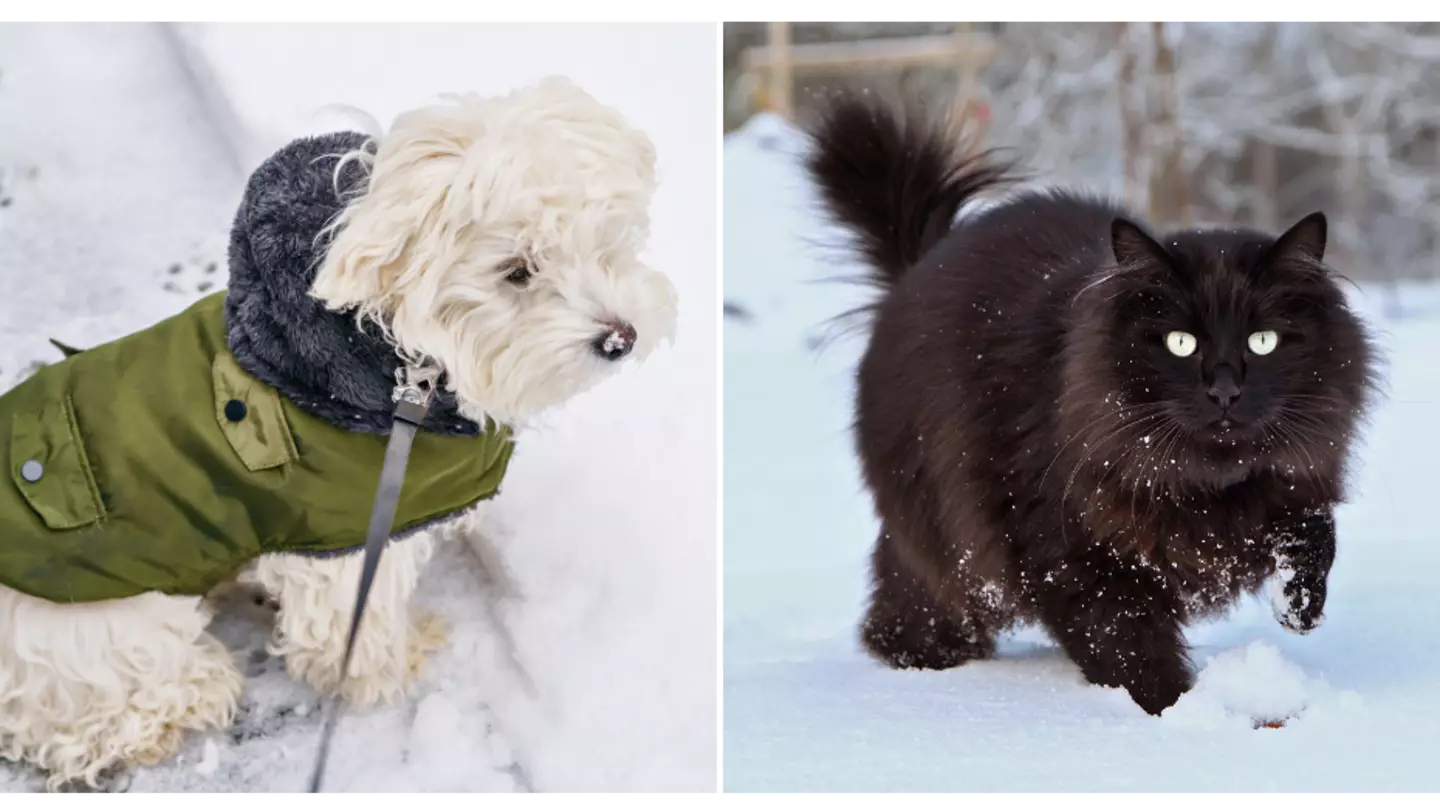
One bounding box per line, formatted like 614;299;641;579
505;264;533;286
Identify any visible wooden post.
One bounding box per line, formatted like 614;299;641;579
1434;128;1440;280
739;27;997;123
768;21;793;118
1252;27;1279;230
1253;141;1278;230
952;22;990;145
1148;21;1188;227
1116;22;1148;214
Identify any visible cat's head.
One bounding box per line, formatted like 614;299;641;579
1069;212;1378;490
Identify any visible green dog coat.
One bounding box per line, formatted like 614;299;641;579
0;292;514;604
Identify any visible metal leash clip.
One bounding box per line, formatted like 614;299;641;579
393;364;438;406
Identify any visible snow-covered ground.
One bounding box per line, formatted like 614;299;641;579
1;22;716;792
723;112;1440;791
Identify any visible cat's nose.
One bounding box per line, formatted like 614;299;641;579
1207;367;1242;409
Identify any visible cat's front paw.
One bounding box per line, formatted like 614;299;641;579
1129;679;1188;716
1120;659;1194;716
1269;567;1326;634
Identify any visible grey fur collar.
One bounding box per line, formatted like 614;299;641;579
224;132;479;436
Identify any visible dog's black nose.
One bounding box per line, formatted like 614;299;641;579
593;322;637;361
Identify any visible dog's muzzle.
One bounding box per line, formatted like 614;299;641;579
592;321;638;361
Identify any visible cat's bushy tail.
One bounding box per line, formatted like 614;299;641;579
805;93;1011;285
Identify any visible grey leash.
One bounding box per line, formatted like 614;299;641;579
308;366;436;793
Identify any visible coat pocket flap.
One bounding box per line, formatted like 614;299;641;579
213;351;298;472
9;395;106;529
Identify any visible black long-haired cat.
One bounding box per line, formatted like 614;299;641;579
807;94;1379;715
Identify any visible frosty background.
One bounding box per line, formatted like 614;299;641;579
0;22;717;792
724;22;1440;791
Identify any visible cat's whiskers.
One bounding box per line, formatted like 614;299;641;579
1260;422;1293;475
1277;406;1353;455
1093;435;1149;492
1071;268;1125;307
1125;422;1186;546
1057;411;1169;544
1278;393;1351;405
1273;422;1321;487
1066;418;1172;549
1270;413;1329;487
1039;402;1167;489
1277;407;1342;440
1272;401;1339;435
1275;394;1354;419
1059;411;1168;499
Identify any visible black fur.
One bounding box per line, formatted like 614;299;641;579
808;94;1379;715
224;132;478;436
807;95;1010;285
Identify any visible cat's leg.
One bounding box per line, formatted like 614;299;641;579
861;525;1000;669
1031;545;1191;715
1268;508;1336;634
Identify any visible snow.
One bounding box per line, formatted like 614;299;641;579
1162;641;1359;732
1;22;716;792
723;112;1440;791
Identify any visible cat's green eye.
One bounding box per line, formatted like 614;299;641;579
1248;330;1279;355
1164;331;1197;358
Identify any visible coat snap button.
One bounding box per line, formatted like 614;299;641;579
20;459;43;482
224;399;247;422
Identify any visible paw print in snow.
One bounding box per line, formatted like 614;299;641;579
0;164;38;210
160;249;227;297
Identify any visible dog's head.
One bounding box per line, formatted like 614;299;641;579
311;77;677;424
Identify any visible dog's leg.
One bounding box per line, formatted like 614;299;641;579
245;533;448;707
0;585;241;790
440;501;510;589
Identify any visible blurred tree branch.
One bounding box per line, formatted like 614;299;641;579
723;22;1440;285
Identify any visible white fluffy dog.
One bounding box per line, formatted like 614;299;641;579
0;77;676;790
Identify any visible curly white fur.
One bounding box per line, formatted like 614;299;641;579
241;530;448;708
0;77;674;789
0;589;242;790
311;76;678;424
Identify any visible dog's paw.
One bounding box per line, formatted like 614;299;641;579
1269;567;1325;634
129;726;188;768
291;613;446;708
408;608;451;677
51;766;133;794
111;638;242;774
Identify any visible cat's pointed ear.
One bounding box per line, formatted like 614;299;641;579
1110;218;1171;269
1269;211;1327;266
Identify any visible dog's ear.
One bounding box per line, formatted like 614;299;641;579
310;119;475;319
531;75;659;194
